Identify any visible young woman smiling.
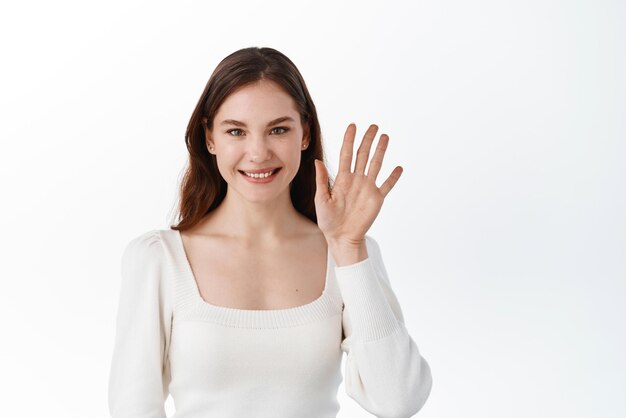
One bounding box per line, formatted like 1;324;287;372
108;47;432;418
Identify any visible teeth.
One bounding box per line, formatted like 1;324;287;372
244;169;275;178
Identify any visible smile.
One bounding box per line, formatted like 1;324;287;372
238;168;281;183
242;168;277;178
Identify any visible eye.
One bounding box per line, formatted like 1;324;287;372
270;127;290;135
226;128;244;136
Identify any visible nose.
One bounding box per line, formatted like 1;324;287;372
247;134;271;163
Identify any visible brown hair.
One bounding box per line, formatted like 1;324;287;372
170;47;329;232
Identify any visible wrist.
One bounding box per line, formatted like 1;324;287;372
327;237;368;267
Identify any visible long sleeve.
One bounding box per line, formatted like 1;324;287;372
108;230;173;418
335;235;432;418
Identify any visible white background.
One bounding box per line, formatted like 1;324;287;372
0;0;624;417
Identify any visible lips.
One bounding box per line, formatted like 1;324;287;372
238;167;281;183
238;167;282;179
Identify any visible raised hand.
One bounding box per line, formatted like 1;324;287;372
314;123;403;261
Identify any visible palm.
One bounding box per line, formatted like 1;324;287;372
314;123;403;244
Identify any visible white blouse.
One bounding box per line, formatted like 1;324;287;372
108;229;432;418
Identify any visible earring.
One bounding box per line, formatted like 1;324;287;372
209;146;215;152
302;143;308;150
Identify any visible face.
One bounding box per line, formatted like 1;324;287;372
203;79;309;204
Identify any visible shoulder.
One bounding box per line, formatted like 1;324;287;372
123;229;163;252
121;229;165;269
116;230;173;316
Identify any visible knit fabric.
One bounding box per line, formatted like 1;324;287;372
108;229;432;418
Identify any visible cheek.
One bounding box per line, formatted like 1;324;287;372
214;148;240;175
283;145;303;167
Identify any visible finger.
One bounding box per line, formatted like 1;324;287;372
354;124;379;175
337;123;356;174
314;159;331;202
379;166;403;197
366;133;389;180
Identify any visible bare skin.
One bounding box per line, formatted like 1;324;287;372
180;210;329;310
179;80;401;310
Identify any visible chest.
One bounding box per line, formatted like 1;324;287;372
168;316;344;414
181;235;329;310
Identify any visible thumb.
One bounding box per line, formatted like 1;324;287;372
314;159;331;202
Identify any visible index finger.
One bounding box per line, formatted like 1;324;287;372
337;123;357;174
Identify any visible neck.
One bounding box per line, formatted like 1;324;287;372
207;187;307;243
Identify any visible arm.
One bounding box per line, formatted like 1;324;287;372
108;230;173;418
314;124;432;416
336;235;432;418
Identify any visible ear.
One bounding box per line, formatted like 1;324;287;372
301;123;311;150
202;117;216;154
206;139;216;154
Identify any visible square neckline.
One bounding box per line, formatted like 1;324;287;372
174;229;332;313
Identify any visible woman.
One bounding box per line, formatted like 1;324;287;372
108;46;432;418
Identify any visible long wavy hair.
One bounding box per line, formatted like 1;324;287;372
170;47;329;232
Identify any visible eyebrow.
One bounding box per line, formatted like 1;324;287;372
219;116;295;127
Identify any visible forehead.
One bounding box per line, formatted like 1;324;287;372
215;80;299;121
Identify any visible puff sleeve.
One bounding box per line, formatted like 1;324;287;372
108;230;173;418
335;235;432;418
